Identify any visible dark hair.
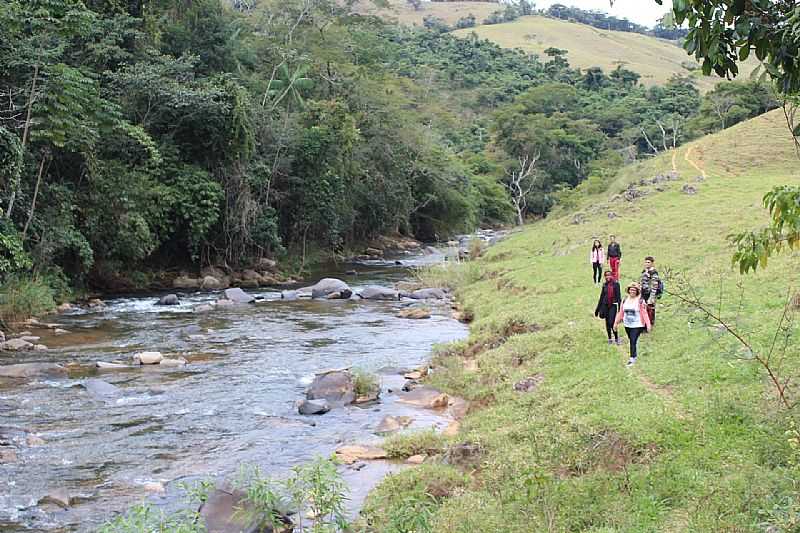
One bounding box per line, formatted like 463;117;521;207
645;256;655;262
604;270;613;276
592;239;602;249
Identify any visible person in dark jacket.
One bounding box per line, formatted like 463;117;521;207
607;235;622;281
595;270;622;344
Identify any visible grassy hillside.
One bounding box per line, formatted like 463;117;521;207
363;110;800;531
453;15;760;91
350;0;499;27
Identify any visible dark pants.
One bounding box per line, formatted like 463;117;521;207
642;291;656;326
625;326;645;359
592;262;603;283
604;305;618;340
609;256;620;281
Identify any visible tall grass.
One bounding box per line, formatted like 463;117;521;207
0;275;56;326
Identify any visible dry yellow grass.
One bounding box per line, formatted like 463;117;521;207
453;15;761;91
350;0;499;27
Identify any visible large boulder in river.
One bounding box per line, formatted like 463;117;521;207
309;278;351;299
156;294;180;306
306;369;355;406
358;286;400;301
1;338;35;351
133;351;163;365
200;488;291;533
81;378;121;399
223;287;255;304
297;399;330;415
0;363;67;379
408;288;446;300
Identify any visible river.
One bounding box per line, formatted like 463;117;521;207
0;250;468;531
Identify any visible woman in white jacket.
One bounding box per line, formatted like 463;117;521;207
590;239;605;284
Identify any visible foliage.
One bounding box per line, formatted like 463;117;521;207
351;368;379;398
0;274;55;325
97;503;205;533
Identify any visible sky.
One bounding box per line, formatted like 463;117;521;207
534;0;672;27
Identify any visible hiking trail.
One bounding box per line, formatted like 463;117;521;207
684;146;707;180
635;369;688;420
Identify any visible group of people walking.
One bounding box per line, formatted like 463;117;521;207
591;236;661;367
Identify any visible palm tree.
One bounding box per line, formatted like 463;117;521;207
264;63;314;111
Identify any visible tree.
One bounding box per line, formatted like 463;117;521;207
406;0;422;11
505;152;540;225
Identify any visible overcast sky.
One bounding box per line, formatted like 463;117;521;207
535;0;672;27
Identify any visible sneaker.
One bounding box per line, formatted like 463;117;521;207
615;339;622;346
626;357;636;367
607;339;614;345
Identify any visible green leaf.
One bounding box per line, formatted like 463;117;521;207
792;124;800;138
738;46;750;61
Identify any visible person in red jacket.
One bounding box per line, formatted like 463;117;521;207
607;235;622;281
614;282;652;367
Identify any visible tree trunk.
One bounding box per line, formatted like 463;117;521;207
7;64;39;221
21;152;48;242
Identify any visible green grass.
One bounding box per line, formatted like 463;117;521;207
362;109;800;531
452;15;761;91
350;0;499;27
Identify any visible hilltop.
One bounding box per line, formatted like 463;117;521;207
350;0;499;26
452;15;760;91
363;110;800;530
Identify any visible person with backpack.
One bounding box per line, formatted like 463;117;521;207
614;282;652;366
640;256;661;326
590;239;605;284
607;235;622;281
595;270;621;345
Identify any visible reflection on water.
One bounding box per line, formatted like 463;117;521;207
0;252;467;531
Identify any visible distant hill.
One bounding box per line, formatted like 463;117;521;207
350;0;499;27
453;15;760;91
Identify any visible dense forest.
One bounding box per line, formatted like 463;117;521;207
0;0;777;304
544;4;688;40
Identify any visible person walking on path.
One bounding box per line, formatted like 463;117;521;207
608;235;622;281
595;270;621;345
640;256;661;326
590;240;605;284
614;282;652;367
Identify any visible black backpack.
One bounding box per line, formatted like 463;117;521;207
656;278;664;298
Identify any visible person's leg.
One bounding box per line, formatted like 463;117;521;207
625;326;642;361
604;311;617;341
593;262;602;283
610;257;620;280
648;304;656;327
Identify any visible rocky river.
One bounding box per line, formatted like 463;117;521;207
0;250;470;531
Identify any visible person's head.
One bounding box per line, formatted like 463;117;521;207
609;235;616;243
626;283;641;298
593;239;602;249
604;270;613;282
644;256;655;269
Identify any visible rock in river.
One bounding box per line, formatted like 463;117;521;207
156;294;180;306
358;286;399;301
81;378;122;398
397;307;431;319
133;351;163;365
397;386;449;409
223;287;255;304
297;399;330;415
1;338;35;351
407;288;446;300
309;278;351;299
306;369;355;406
0;363;67;379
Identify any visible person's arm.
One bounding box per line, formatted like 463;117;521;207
613;302;623;330
613;282;621;305
595;285;605;316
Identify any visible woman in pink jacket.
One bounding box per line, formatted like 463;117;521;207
614;282;652;367
590;239;605;284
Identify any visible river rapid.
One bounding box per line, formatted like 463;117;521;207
0;250;468;531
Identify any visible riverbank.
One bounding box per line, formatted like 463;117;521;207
359;114;800;531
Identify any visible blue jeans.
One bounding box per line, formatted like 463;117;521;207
625;326;646;359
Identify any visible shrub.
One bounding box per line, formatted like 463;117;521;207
384;430;448;459
0;275;56;325
352;368;379;398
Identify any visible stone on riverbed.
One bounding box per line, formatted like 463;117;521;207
194;303;215;313
0;363;67;378
358;286;400;300
375;415;413;434
397;307;431;319
397;387;449;409
81;378;122;398
0;447;18;463
133;351;163;365
1;338;35;351
156;294;180;306
159;357;187;367
334;444;388;464
407;288;446;300
306;369;355;406
96;361;130;369
309;278;351;299
297;399;330;415
38;488;75;509
223;287;255;304
200;488;292;533
200;276;223;290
